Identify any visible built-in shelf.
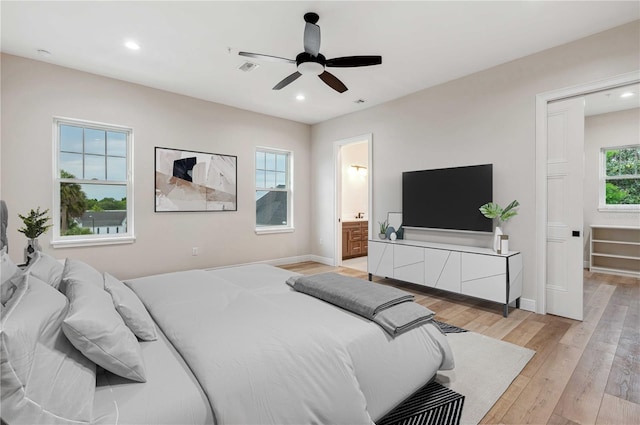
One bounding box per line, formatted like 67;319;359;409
590;225;640;278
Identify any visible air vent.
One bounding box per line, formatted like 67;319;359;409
239;61;259;72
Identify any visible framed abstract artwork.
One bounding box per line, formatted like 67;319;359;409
155;147;237;212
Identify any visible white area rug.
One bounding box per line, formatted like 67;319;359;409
435;332;535;425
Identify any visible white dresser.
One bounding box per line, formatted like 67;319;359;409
368;239;523;317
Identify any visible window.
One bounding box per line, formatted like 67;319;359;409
52;117;134;246
600;144;640;210
255;148;293;233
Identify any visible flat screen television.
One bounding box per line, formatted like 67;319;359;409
402;164;493;233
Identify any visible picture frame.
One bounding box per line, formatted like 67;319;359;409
155;147;237;212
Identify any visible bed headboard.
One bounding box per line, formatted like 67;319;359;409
1;200;8;251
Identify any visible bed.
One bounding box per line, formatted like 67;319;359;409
1;252;454;425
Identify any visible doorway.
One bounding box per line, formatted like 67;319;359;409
334;134;373;269
535;71;640;318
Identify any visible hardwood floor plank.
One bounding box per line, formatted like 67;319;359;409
503;320;546;347
547;413;581;425
596;393;640;425
552;340;617;424
480;374;530;424
500;343;583;424
520;320;573;378
605;292;640;404
463;311;503;334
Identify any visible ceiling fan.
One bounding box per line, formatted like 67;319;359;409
239;12;382;93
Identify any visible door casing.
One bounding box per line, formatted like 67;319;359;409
535;71;640;315
333;134;373;266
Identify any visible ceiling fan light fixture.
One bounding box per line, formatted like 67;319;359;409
297;61;324;75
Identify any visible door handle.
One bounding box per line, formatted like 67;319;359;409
572;230;581;237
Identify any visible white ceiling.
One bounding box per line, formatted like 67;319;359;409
1;1;639;124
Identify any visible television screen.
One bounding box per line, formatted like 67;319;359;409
402;164;493;233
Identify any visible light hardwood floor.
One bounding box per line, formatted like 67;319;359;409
279;261;640;425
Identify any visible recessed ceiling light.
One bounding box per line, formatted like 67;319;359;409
125;41;140;50
620;92;635;98
296;94;305;101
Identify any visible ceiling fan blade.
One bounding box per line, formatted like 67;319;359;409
318;71;348;93
238;51;295;65
304;22;320;56
325;56;382;68
273;71;302;90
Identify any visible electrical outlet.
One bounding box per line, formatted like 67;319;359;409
192;247;199;256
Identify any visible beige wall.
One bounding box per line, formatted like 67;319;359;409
311;21;640;303
583;108;640;262
1;54;311;279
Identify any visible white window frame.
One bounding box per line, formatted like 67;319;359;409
52;117;135;247
255;147;294;234
598;144;640;212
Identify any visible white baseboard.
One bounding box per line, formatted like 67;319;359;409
518;297;536;313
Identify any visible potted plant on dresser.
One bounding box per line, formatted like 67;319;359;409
479;200;519;254
18;207;52;264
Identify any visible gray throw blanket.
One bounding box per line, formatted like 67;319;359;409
288;273;435;336
290;272;414;319
373;302;435;336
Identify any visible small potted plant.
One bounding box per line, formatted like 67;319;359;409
479;200;519;253
378;219;389;239
18;207;52;264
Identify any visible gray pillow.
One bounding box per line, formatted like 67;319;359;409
104;272;157;341
1;247;21;305
1;273;96;424
61;259;147;382
24;251;64;290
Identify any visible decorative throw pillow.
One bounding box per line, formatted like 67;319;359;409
61;259;147;382
104;272;158;341
24;250;64;289
1;247;21;305
0;273;96;424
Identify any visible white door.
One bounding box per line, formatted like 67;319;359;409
546;98;584;320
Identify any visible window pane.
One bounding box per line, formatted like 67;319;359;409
107;156;127;181
256;151;265;170
256;190;287;226
605;178;640;205
107;132;127;157
265;171;276;189
85;128;105;155
265;153;276;171
276;154;287;172
256;169;265;188
60;152;83;178
85;155;105;180
276;171;286;188
60;125;83;153
60;183;127;236
606;147;640;177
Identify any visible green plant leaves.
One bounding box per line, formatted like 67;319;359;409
17;207;52;239
479;200;519;224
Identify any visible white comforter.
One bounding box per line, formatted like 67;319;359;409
127;264;454;425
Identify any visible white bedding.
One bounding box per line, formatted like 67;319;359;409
92;324;214;425
126;264;454;424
